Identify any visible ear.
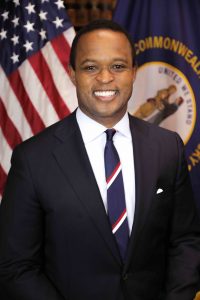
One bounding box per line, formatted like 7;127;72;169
132;66;137;82
133;66;137;81
68;64;76;86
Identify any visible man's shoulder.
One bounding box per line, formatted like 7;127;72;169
129;114;180;140
14;111;77;154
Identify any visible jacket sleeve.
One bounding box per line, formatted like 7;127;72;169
164;133;200;300
0;146;65;300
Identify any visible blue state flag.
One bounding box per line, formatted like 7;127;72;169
114;0;200;210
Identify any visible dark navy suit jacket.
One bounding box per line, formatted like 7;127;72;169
0;111;200;300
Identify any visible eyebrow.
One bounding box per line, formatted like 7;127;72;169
80;59;97;66
80;58;129;66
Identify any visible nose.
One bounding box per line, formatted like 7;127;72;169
96;67;114;84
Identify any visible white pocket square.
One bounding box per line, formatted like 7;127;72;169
156;188;163;194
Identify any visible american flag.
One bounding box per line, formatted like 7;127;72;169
0;0;78;200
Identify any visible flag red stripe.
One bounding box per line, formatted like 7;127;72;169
51;33;71;73
9;70;45;135
29;51;70;119
0;165;7;196
0;97;22;148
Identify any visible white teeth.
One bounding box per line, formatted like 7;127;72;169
94;90;116;97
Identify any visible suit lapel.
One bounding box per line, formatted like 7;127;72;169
124;116;159;270
52;113;159;269
52;113;122;265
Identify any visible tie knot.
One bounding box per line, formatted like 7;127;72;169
105;129;116;141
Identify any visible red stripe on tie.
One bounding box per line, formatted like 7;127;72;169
112;209;126;231
106;162;120;184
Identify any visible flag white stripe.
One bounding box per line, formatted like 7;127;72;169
0;68;33;140
0;128;12;174
42;40;78;112
19;60;60;127
63;27;76;46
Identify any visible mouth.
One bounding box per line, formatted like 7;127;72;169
93;90;118;101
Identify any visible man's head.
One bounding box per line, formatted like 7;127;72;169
69;19;137;128
69;19;136;70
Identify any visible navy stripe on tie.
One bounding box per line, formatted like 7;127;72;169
104;129;129;260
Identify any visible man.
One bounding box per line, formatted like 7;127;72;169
0;19;200;300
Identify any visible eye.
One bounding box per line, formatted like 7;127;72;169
83;65;97;72
111;64;126;71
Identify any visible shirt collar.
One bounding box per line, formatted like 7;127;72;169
76;108;131;144
114;112;132;140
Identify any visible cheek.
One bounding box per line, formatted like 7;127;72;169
117;74;134;88
76;77;93;92
120;80;134;94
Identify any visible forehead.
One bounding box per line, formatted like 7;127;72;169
76;29;132;60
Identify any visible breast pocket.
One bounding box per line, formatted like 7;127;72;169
150;188;173;230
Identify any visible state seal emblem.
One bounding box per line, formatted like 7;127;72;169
128;62;196;144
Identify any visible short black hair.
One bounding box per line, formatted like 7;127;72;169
69;19;136;70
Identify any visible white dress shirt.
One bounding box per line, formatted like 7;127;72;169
76;108;135;233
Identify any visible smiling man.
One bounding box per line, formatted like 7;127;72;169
0;20;200;300
69;28;136;128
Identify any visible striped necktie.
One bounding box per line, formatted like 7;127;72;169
104;129;129;260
